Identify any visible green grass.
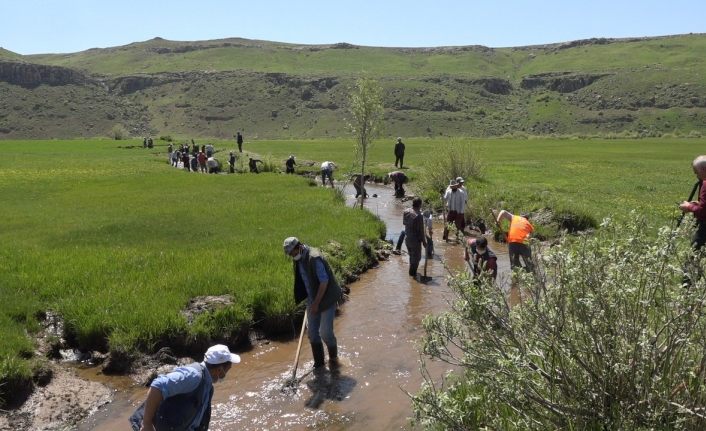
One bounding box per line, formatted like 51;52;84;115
0;138;385;403
1;136;704;405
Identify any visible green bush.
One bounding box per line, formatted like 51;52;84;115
414;138;485;200
109;124;129;140
413;215;706;430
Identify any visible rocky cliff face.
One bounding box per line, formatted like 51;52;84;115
0;61;93;88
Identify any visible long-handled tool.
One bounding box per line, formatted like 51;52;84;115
283;308;308;390
420;245;432;282
677;180;702;227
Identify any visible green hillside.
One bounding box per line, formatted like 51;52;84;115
1;34;705;139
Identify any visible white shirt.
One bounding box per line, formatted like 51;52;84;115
321;161;336;171
444;187;467;213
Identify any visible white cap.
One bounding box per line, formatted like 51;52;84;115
204;344;241;365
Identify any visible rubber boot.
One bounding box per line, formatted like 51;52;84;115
311;342;326;370
327;344;339;370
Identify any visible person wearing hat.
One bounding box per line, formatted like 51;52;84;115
130;344;240;431
496;209;534;272
394;137;406;168
456;177;466;194
283;237;342;371
464;236;497;281
285;155;297;174
443;178;468;241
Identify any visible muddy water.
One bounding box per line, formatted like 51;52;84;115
80;184;513;430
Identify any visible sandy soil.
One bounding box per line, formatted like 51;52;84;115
0;364;112;431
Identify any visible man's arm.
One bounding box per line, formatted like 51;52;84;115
496;210;513;223
140;387;164;431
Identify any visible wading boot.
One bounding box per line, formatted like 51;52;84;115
311;342;326;371
327;345;339;370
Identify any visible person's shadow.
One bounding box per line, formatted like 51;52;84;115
304;368;356;409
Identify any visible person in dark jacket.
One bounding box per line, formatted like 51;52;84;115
248;157;262;173
284;237;342;371
129;344;239;431
403;197;427;279
236;131;244;153
285;155;296;174
394;137;405;168
229;152;237;173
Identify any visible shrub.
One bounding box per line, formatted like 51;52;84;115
413;215;706;430
414;138;484;201
109;124;129;140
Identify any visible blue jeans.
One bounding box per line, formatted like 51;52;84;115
307;303;337;346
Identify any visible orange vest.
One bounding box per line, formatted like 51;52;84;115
507;215;533;244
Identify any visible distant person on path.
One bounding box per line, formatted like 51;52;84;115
147;137;153;148
229;152;236;173
182;152;191;172
248;157;263;173
197;151;207;173
496;209;534;272
192;141;198;155
143;137;147;148
443;179;468;241
207;156;220;174
464;236;498;281
285;155;296;174
284;236;342;371
679;155;706;251
394;137;405;168
205;144;214;158
350;173;370;199
190;155;199;172
236;131;244;153
403;198;427;280
129;344;240;431
321;161;336;188
386;171;408;198
167;144;173;164
172;150;180;167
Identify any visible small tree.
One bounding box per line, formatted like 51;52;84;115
412;215;706;430
349;77;384;208
109;124;128;140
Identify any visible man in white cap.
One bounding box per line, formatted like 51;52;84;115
283;236;342;371
130;344;240;431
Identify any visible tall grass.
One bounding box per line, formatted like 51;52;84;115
0;139;384;404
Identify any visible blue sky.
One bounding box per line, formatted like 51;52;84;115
2;0;705;54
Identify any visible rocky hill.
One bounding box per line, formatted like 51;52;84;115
1;34;705;139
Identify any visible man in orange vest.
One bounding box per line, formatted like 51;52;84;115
496;209;534;272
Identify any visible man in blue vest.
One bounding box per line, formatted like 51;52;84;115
130;344;240;431
284;236;342;371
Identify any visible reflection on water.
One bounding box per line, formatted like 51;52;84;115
80;183;518;431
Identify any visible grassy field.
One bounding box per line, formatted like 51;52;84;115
0;138;385;402
1;136;704;404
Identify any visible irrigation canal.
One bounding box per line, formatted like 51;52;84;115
78;183;512;430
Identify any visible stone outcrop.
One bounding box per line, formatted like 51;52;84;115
0;61;92;88
521;72;609;93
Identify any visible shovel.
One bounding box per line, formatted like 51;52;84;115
282;308;308;391
419;243;433;283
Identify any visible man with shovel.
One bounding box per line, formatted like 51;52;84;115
284;237;342;372
403;197;428;281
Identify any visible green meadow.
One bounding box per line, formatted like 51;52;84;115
0;138;385;398
1;136;704;403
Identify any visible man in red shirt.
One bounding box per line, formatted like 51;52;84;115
679;155;706;251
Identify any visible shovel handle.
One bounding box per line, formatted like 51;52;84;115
290;308;308;382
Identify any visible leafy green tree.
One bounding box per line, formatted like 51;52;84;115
349;77;384;208
412;215;706;430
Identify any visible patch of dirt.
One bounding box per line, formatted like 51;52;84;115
0;365;112;431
